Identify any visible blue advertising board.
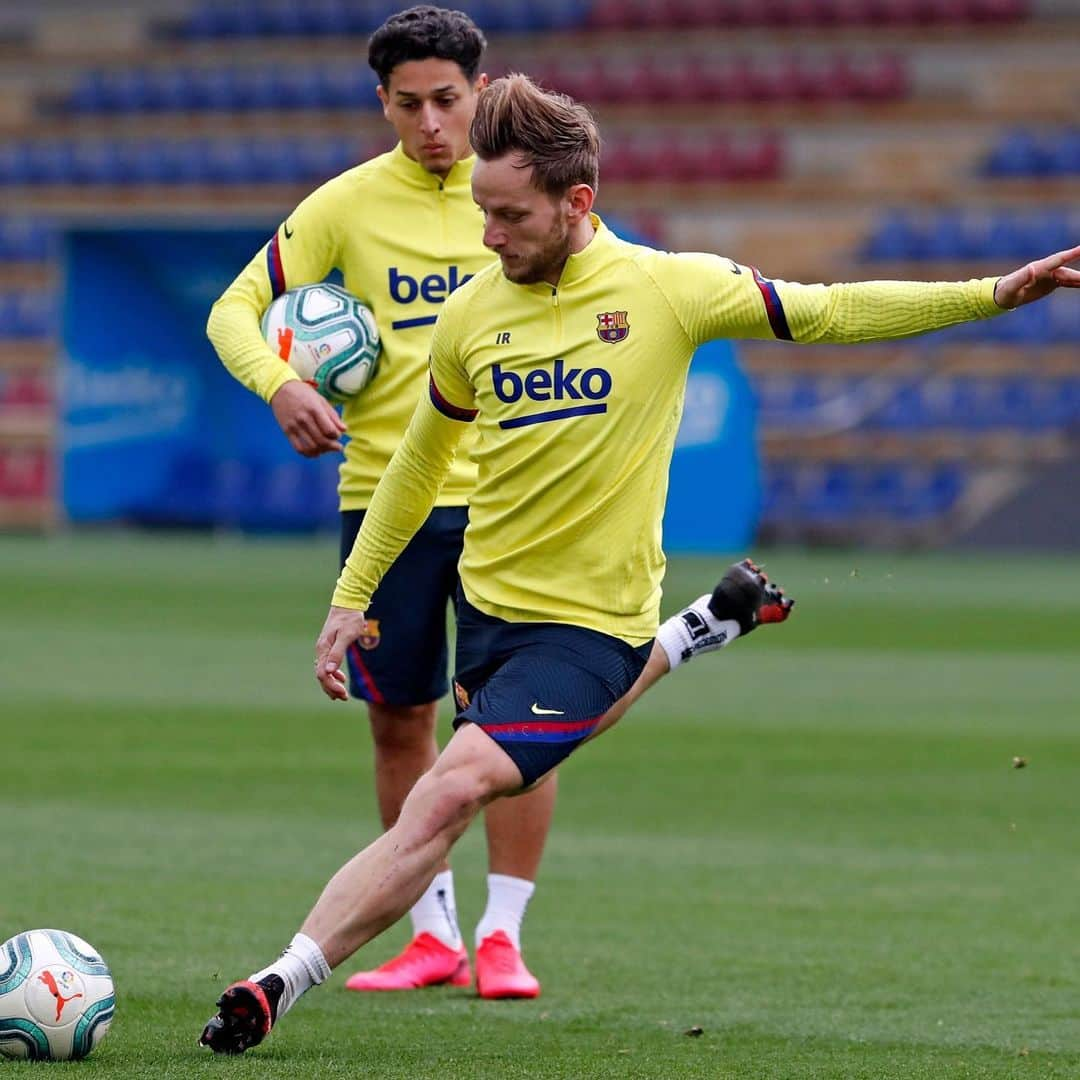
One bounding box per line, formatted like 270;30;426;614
61;227;758;547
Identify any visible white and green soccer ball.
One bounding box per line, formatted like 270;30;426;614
0;929;115;1061
262;283;381;403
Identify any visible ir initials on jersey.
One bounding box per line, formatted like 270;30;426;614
495;332;511;345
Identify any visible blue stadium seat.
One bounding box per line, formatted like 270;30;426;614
983;128;1054;177
1048;292;1080;342
984;211;1034;259
761;462;799;514
1022;208;1073;256
874;382;926;430
143;67;198;112
246;137;303;184
259;2;310;38
923;209;978;260
68;70;108;113
862;209;922;260
304;0;351;36
0;292;54;339
320;66;380;109
0;219;54;262
1047;127;1080;175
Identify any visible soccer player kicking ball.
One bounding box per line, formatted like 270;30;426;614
201;73;1079;1055
206;6;780;1003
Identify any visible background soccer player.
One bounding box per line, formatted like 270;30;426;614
200;72;1079;1055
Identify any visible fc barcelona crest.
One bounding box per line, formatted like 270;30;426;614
596;310;630;343
359;619;381;650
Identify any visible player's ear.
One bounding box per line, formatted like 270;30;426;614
565;183;595;224
375;83;390;118
474;72;489;93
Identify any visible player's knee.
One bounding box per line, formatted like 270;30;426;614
409;764;493;838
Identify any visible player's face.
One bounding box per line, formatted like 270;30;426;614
473;154;573;287
377;59;485;179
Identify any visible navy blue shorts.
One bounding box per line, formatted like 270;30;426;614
339;506;467;707
452;591;653;788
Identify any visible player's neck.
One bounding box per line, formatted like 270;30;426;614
542;217;597;287
430;151;472;184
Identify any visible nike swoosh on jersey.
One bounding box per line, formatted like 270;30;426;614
530;703;565;716
283;220;294;239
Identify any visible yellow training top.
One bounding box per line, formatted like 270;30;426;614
335;216;1002;643
206;144;493;508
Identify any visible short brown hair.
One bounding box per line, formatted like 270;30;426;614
368;6;486;89
469;73;600;196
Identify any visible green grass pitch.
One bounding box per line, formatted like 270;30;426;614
2;532;1079;1078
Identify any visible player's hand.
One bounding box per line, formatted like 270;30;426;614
315;605;367;701
994;243;1080;309
270;380;347;458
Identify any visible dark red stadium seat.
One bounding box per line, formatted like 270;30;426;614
594;55;646;105
728;133;783;180
587;0;629;30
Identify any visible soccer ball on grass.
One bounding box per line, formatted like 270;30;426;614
262;282;381;403
0;929;115;1061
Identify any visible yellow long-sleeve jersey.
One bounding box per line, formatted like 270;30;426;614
335;216;1004;643
206;143;494;508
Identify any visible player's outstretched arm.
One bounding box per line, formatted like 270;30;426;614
992;244;1080;309
270;381;347;458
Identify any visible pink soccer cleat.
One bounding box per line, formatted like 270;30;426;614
475;931;540;1000
344;933;470;991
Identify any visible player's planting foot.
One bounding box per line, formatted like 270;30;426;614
198;976;280;1055
343;933;470;991
656;557;794;669
475;931;540;1000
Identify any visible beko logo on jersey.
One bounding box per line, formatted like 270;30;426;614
492;360;612;430
388;266;474;330
388;265;473;304
493;361;611;403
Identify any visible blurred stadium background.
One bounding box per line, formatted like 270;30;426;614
0;0;1077;547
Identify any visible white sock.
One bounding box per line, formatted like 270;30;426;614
475;873;536;951
409;870;462;949
249;932;331;1021
656;594;741;670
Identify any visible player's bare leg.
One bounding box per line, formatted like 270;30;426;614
304;724;521;963
346;700;467;991
473;772;558;999
368;702;440;832
199;724;521;1054
590;559;794;740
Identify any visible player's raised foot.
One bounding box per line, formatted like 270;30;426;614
198;976;280;1055
709;558;794;635
344;933;470;991
475;932;540;1000
656;558;794;668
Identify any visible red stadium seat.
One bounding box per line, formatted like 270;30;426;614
600;135;638;182
594;55;646;105
728;133;783;180
673;130;732;181
586;0;629;30
852;53;908;100
969;0;1028;21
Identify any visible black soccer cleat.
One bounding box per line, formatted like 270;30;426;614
198;977;280;1055
708;558;794;636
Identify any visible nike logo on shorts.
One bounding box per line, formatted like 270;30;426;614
530;703;565;716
